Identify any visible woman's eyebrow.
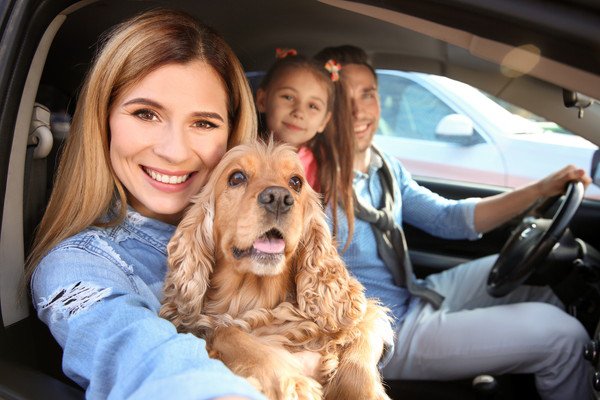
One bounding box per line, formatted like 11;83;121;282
122;98;224;122
122;97;163;109
191;112;225;122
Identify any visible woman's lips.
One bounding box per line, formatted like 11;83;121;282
142;166;192;185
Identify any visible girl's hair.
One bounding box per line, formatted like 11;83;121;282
25;9;257;278
314;45;377;81
258;55;355;249
313;45;380;249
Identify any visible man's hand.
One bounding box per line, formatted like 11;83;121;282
535;164;592;197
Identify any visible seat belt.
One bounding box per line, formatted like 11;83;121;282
353;145;444;308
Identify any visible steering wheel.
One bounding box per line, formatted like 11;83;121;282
487;181;585;297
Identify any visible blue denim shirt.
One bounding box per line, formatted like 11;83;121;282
31;208;265;400
333;149;480;326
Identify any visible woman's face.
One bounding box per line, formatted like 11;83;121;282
109;61;229;224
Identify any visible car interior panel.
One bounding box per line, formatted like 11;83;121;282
2;1;600;399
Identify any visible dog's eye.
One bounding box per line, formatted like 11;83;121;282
289;176;303;192
228;171;247;187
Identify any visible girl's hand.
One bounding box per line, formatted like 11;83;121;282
535;164;591;197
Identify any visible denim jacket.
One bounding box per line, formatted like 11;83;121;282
31;208;265;400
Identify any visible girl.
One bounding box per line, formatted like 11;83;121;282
26;9;263;399
256;52;355;245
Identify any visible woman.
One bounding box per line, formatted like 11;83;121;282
26;9;262;399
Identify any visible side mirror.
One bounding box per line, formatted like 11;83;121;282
435;114;474;137
592;149;600;187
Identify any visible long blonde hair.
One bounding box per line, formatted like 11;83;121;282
25;9;257;279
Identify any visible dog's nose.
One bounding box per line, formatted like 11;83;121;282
258;186;294;214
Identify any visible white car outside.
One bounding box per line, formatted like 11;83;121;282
374;70;600;199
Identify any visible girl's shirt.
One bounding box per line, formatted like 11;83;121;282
31;208;265;400
298;145;320;192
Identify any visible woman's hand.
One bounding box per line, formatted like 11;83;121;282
535;164;592;197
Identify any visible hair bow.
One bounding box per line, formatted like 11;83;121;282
324;59;342;82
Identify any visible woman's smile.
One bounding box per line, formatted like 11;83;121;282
109;61;229;224
142;166;193;185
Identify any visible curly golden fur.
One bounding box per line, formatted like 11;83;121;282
160;141;391;400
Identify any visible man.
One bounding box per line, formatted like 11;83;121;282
315;45;594;400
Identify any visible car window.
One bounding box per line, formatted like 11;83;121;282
377;72;486;145
374;70;600;199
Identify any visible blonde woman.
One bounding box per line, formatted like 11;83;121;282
27;9;263;399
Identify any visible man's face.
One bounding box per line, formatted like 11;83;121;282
343;64;380;154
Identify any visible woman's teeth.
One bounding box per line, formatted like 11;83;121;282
144;167;190;184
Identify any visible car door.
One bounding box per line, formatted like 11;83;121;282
0;0;85;397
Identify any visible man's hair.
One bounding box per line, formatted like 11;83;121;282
314;45;377;81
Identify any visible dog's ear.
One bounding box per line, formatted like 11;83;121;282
160;192;215;333
294;193;367;333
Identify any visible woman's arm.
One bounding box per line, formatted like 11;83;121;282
31;246;264;400
474;165;591;233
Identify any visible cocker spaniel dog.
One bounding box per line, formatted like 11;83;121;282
160;141;392;400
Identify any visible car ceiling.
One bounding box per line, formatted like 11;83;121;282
37;0;600;145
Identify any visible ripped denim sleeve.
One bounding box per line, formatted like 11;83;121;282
38;281;112;322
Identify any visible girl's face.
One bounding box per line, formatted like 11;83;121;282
109;61;229;225
257;68;331;147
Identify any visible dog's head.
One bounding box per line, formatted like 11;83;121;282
161;141;365;331
206;141;318;276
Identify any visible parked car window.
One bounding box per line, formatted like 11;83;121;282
378;73;485;145
374;70;600;199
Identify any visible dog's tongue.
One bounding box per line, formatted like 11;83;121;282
253;237;285;254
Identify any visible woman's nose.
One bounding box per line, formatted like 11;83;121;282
153;124;191;164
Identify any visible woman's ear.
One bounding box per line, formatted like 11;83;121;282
256;88;268;113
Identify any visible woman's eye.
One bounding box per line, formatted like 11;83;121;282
289;176;303;192
194;120;218;130
133;109;158;121
228;171;247;187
